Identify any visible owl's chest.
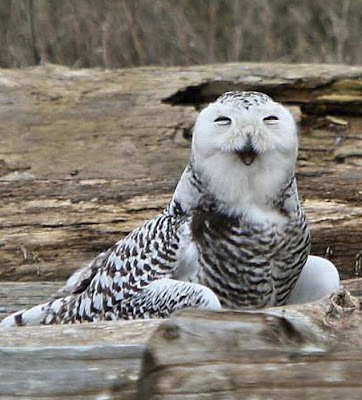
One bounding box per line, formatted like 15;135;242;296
192;209;296;260
191;209;309;308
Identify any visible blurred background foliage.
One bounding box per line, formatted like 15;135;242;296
0;0;361;69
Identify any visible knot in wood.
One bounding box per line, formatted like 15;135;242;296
162;323;180;341
327;287;360;320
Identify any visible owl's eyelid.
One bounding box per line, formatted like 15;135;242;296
263;115;279;123
214;116;232;125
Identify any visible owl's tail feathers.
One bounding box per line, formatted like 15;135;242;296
0;280;222;326
0;303;48;327
0;297;65;328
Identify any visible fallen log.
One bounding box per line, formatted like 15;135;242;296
0;63;361;281
0;280;361;399
0;318;161;400
138;285;362;400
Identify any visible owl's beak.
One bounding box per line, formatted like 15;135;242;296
235;138;258;166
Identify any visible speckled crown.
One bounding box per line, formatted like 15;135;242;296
216;91;272;109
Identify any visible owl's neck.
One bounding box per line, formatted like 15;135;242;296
194;151;297;220
168;154;299;225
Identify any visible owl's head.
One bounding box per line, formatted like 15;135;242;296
192;91;297;166
191;91;299;217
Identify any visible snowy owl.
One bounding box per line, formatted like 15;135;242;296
1;91;339;326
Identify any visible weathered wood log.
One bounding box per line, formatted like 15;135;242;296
0;318;161;399
138;286;362;400
0;280;361;399
0;63;361;282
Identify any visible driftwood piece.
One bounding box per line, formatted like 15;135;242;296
1;280;361;400
0;319;161;399
0;63;361;282
138;287;362;400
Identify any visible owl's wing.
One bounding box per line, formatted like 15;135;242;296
56;164;201;299
54;249;112;298
0;164;205;326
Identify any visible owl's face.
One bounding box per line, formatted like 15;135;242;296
192;91;297;166
191;92;299;217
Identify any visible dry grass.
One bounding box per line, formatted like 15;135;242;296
0;0;361;68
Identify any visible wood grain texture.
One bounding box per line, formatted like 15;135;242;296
0;63;361;283
0;280;361;399
0;319;161;399
0;281;63;320
138;285;362;399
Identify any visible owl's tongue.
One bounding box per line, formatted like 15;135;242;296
236;148;258;166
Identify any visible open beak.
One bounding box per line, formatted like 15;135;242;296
235;139;258;166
